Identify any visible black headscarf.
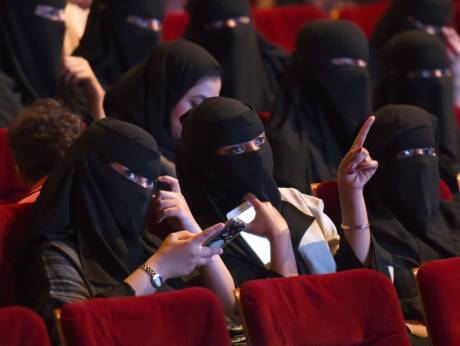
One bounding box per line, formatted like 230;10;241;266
364;105;460;268
178;96;315;284
104;40;222;162
74;0;166;87
0;0;66;104
184;0;289;112
266;20;371;190
369;0;453;81
375;31;460;192
0;71;23;127
30;118;161;294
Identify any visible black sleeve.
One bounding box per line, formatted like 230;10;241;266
95;282;136;298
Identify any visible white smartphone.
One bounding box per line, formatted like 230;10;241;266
226;201;271;265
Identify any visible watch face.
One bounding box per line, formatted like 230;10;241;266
152;273;163;288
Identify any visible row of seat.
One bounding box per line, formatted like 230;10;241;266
1;259;459;346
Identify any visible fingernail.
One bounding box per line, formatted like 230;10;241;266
347;165;355;175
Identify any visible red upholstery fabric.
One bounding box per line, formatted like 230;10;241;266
60;287;231;346
239;269;410;346
0;128;29;203
162;12;189;42
0;202;34;306
162;5;328;51
0;306;50;346
417;257;460;346
439;180;453;202
252;5;328;52
337;2;390;38
258;111;271;123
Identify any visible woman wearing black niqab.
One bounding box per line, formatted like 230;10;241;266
266;20;371;191
178;96;395;288
0;0;66;104
375;31;460;193
104;40;222;163
184;0;289;112
74;0;166;87
18;118;230;341
364;105;460;270
369;0;453;81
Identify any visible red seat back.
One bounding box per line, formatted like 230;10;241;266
0;202;34;306
337;2;390;38
417;257;460;346
252;5;328;52
59;287;231;346
0;306;50;346
312;180;341;224
239;269;411;346
162;12;189;42
0;128;29;203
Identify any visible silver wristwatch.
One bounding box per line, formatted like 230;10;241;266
140;263;164;289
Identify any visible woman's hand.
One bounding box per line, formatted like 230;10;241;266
149;223;225;280
244;193;289;241
338;116;378;191
151;176;201;233
60;56;106;120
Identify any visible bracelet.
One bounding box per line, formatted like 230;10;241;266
341;223;370;231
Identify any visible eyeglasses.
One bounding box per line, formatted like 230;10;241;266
330;58;367;68
126;16;162;31
204;16;251;30
397;147;437;159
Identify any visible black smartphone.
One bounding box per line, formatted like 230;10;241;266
202;218;247;249
154;180;171;195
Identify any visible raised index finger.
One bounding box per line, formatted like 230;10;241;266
352;116;375;149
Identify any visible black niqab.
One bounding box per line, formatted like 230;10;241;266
375;31;460;192
74;0;166;87
104;40;221;162
364;105;460;267
30;119;161;294
178;96;316;284
184;0;289;112
369;0;453;81
0;0;66;104
266;20;371;189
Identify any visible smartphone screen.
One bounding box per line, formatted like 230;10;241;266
226;202;271;265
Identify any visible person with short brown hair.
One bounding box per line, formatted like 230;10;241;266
8;99;83;202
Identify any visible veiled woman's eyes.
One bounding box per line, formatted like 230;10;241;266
125;170;136;180
255;135;266;146
230;145;246;155
397;147;437;159
147;179;154;188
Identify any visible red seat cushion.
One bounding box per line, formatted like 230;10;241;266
60;287;231;346
0;128;29;203
0;306;50;346
417;257;460;346
0;202;34;306
240;269;411;346
337;2;390;38
252;5;328;52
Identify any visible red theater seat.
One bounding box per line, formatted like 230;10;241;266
0;129;29;203
162;12;189;42
56;287;231;346
252;5;328;52
417;257;460;346
0;306;50;346
337;2;390;38
311;180;340;225
237;269;411;346
0;202;34;306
